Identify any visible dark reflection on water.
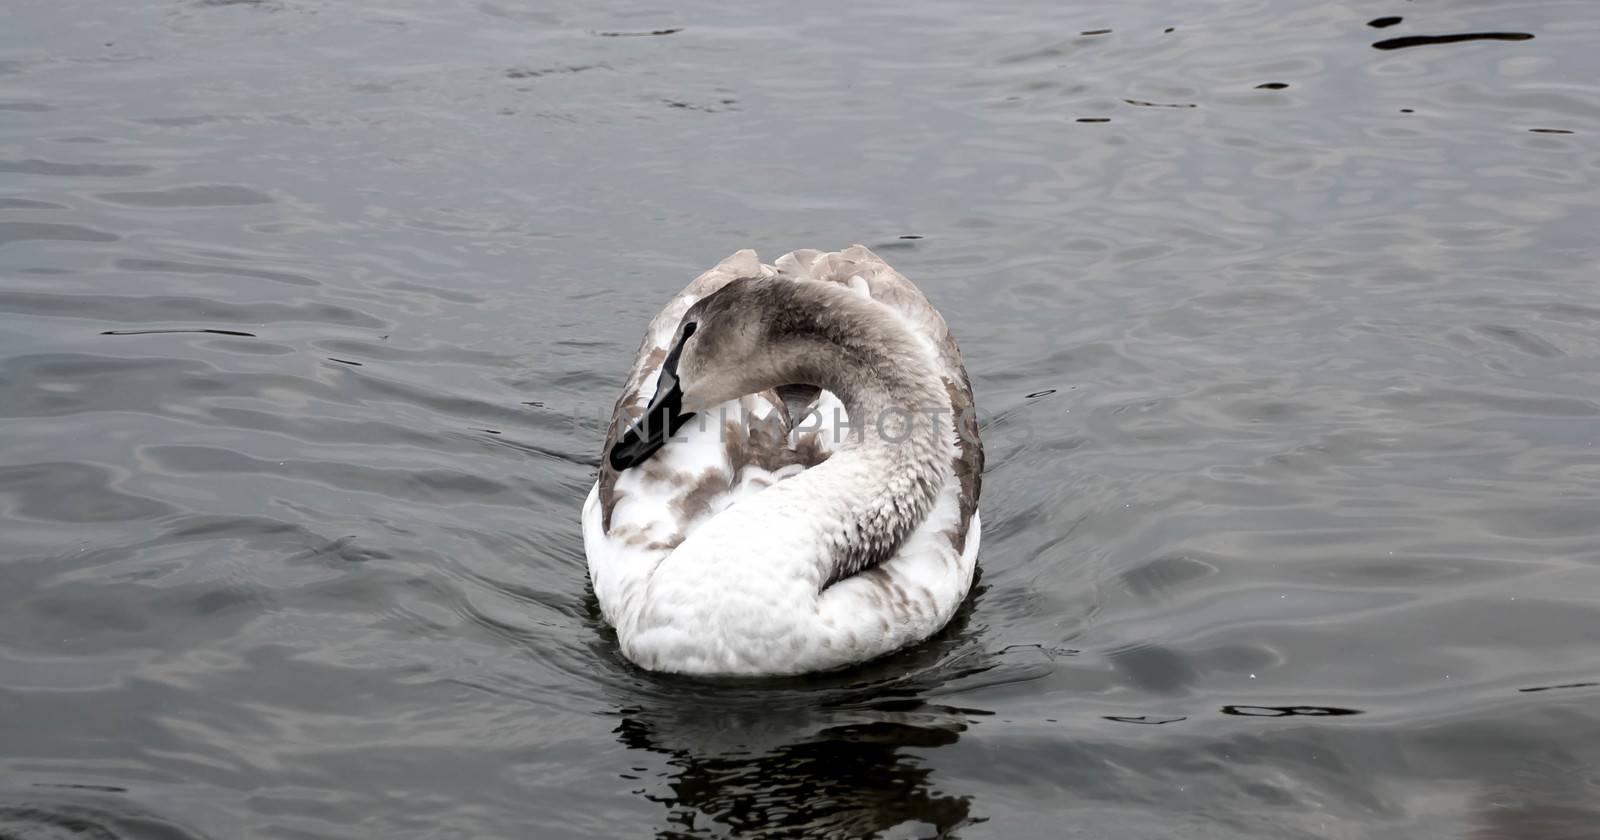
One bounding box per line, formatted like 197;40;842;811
4;0;1600;836
1372;33;1536;52
1219;705;1363;718
615;701;975;838
1518;681;1599;694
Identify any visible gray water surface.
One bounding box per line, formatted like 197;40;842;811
3;1;1600;837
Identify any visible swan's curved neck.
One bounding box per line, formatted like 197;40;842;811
771;292;956;586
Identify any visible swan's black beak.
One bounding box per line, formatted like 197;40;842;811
608;369;695;471
608;318;703;472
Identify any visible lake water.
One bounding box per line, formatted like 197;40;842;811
4;0;1600;837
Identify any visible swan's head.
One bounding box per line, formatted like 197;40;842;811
609;278;799;471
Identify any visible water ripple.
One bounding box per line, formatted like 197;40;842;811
3;0;1600;836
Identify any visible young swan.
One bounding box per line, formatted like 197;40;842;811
584;247;982;676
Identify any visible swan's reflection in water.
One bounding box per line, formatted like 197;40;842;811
616;699;975;838
608;603;994;839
